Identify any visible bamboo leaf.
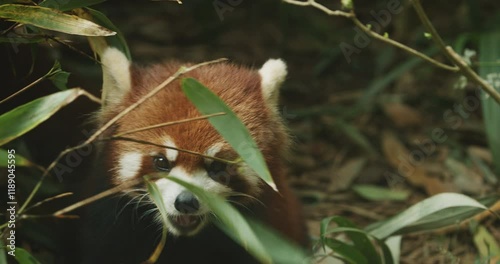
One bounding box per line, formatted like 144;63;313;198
166;176;272;263
321;216;381;264
0;89;84;146
0;4;115;36
144;177;169;263
181;78;276;191
324;238;368;264
366;193;487;239
14;248;41;264
0;148;33;167
479;31;500;176
352;184;410;201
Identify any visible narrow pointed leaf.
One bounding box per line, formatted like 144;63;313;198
0;148;33;167
324;238;368;264
85;8;131;59
366;193;488;239
352;184;410;201
14;248;41;264
166;176;271;263
0;4;115;36
144;177;169;263
0;88;84;146
321;216;381;264
181;78;276;191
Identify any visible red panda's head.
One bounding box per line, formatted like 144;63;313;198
97;48;289;236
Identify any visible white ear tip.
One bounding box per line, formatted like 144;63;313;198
259;59;287;84
258;59;287;104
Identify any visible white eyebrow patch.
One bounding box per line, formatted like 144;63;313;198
164;137;178;162
204;142;224;164
117;152;143;181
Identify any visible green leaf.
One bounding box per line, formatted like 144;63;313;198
144;177;169;263
48;70;69;90
14;248;41;264
366;193;488;239
321;216;381;264
384;236;401;264
0;89;84;146
479;31;500;176
166;176;271;263
39;0;105;11
181;78;276;191
165;176;308;263
324;238;367;264
0;4;115;36
473;225;500;258
85;8;131;60
352;184;410;201
46;61;69;90
0;148;33;167
0;239;7;264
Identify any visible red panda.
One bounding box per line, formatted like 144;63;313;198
81;47;308;263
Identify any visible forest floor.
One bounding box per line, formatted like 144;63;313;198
2;1;499;263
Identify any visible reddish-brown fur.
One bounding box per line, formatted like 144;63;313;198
83;59;308;263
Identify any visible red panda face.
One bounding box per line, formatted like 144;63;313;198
97;48;289;236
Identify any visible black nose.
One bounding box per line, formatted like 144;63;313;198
174;191;200;214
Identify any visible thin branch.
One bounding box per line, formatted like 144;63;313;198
108;137;238;164
283;0;352;18
411;0;500;104
447;47;500;103
112;112;226;138
23;192;73;213
79;89;101;104
282;0;459;72
350;18;459;72
53;178;144;216
17;58;227;215
0;75;46;105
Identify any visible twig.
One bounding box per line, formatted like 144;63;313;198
112;112;226;138
53;177;144;216
107;137;238;164
17;58;227;215
23;192;73;213
282;0;459;72
411;0;500;104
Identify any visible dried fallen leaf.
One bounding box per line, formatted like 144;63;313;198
328;157;367;192
381;130;455;195
382;102;423;127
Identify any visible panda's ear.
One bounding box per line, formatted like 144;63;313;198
258;59;287;107
100;47;132;107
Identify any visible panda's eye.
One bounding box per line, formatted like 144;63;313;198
206;161;229;182
153;156;172;172
207;161;226;173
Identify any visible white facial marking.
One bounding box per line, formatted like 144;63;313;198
163;137;178;162
117;152;142;182
204;142;225;164
154;166;231;235
258;58;287;105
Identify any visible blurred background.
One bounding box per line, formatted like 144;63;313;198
1;0;500;263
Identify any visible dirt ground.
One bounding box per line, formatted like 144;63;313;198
2;0;500;263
